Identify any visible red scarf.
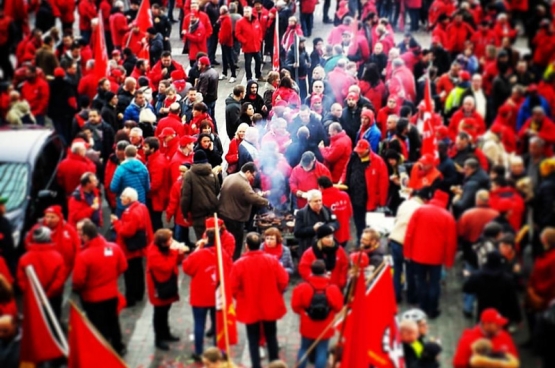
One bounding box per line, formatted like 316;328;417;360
263;242;283;260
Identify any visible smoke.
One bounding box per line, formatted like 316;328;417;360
257;141;290;209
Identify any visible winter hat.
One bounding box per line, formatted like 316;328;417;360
54;67;66;78
111;49;121;56
179;135;196;147
429;190;449;208
346;92;359;101
361;109;374;121
105;91;116;102
459;70;471;82
205;217;224;229
353;139;370;153
171;69;186;80
316;224;334;240
198;56;211;67
147;27;157;35
159;127;176;137
193;150;208;164
44;205;63;219
32;226;52;243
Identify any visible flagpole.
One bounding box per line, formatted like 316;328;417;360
294;261;387;368
25;266;69;356
213;213;232;364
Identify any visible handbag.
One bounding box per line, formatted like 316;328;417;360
150;270;178;300
123;229;148;252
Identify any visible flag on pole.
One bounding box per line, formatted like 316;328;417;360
68;303;128;368
134;0;153;61
399;0;406;31
19;266;67;367
272;11;280;72
214;216;238;352
92;11;109;80
421;76;439;160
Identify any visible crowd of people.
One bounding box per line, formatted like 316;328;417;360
1;0;555;366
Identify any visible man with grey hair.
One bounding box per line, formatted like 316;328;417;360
457;189;499;254
238;127;259;168
56;141;97;196
319;123;352;182
524;136;546;187
390;57;416;102
452;158;491;218
235;6;263;81
327;58;350;103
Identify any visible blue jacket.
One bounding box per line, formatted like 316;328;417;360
110;158;150;215
123;99;155;122
360;124;381;153
516;96;552;131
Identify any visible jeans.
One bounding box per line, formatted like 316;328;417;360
246;321;279;368
300;13;314;37
352;204;367;243
221;45;237;77
207;33;219;63
192;306;216;355
167;0;176;20
153;304;171;340
408;8;420;31
412;262;442;316
221;216;244;260
323;0;331;20
174;224;192;245
82;297;124;352
124;257;145;304
297;337;329;368
244;52;262;81
205;100;217;131
462;262;477;314
147;198;163;231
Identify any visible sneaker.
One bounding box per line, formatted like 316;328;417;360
259;346;266;359
219;74;227;80
229;77;237;83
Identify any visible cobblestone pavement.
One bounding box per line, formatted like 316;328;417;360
55;4;538;367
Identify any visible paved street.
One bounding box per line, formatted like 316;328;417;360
53;4;538;367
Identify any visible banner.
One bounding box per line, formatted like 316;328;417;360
92;11;109;79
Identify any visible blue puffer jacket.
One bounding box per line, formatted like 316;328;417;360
123;99;155;122
110;158;150;215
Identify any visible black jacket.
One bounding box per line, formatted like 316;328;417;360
242;80;267;116
83;120;115;163
534;172;555;230
197;67;219;103
294;205;339;253
453;168;490;218
288;113;326;147
101;103;119;131
225;95;242;140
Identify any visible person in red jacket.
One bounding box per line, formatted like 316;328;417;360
291;259;343;368
17;226;66;321
436;61;461;105
20;65;50;125
235;7;263;81
77;0;97;43
318;176;352;247
182;10;208;67
376;97;401;137
527;227;555;315
449;96;487;141
290;152;332;209
183;228;232;361
68;172;103;227
146;228;188;350
298;225;349;290
122;27;145;56
169;135;195;183
72;219;127;355
319;123;352;183
517;106;555;156
218;6;236;81
453;308;519;368
109;1;128;50
105;141;130;212
56;140;97;197
404;190;456;318
149;52;186;90
144;137;170;231
471;21;497;60
230;232;288;368
165;165;193;245
340;139;389;241
445;13;474;56
111;187;153;307
158;127;180;160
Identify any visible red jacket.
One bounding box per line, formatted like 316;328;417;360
445;21;474;53
492;22;517;46
528;248;555;303
77;73;98;101
230;250;289;324
17;243;66;298
160;136;180;161
146;150;170;212
320;131;352;183
377;106;400;138
449;109;487;141
113;201;154;259
73;236;128;302
166;177;192;227
218;14;233;47
360;80;385;112
68;186;103;227
146;244;184;307
56;152;97;195
489;186;525;232
428;0;455;27
225;138;241;168
78;0;97;31
289;162;332;209
54;0;75;23
109;12;128;48
321;187;353;244
300;0;318;13
291;275;343;339
169;149;194;184
122;30;145;56
404;197;457;267
235;16;263;53
149;60;186;90
532;30;555;67
104;154;121;209
182;16;208;61
453;325;518;368
518;117;555;156
20;76;50;116
156;113;186;137
470;29;497;60
436;72;457;103
299;246;349;290
182;246;231;307
341;152;389;211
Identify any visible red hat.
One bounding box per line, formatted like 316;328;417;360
179;135;196;147
498;104;512;116
480;308;508;326
436;126;449;139
205;217;224;228
354;139;370;153
111;49;121;56
311;95;322;103
198;56;211;67
71;138;90;149
459;71;471;81
274;100;288;108
54;67;65;78
347;92;359;101
44;205;63;219
430;190;449;208
431;36;441;44
527;84;538;93
111;68;123;78
495;198;513;213
159;127;176;137
361;109;375;121
171;69;185;80
418;153;435;166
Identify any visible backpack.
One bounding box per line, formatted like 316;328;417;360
306;285;331;321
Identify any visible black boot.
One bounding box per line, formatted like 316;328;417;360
165;333;180;342
155;339;170;351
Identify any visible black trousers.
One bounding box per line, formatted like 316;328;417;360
153;304;172;340
221;216;244;260
124;257;145;304
82;297;124;352
221;45;237;78
244;52;262;81
246;321;279;368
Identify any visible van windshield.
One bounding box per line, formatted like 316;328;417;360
0;162;29;212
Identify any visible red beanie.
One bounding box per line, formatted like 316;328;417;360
54;67;66;78
44;205;64;219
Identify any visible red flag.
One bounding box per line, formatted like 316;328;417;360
20;269;66;365
421;77;439;160
92;11;109;80
272;11;280;72
214;217;238;351
399;1;405;31
134;0;152;62
68;303;127;368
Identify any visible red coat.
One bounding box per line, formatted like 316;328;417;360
78;0;97;31
160;136;180;161
54;0;75;23
109;12;128;48
230;250;289;324
68;186;103;227
225;138;241;168
518;117;555;156
300;0;318;12
166;177;192;227
360;80;385;112
56;152;97;195
321;187;352;244
104;155;120;209
182;17;208;61
17;243;66;298
235;16;263;53
113;201;154;259
272;87;302;108
289;162;332;209
449;109;486;141
182;246;231;307
169;149;194;183
532;30;555;67
529;248;555;302
73;236;128;302
436;73;456;103
341;152;389;211
489;186;525;232
299;246;349;290
146;244;184;306
471;29;497;59
149;60;186;90
453;325;518;368
218;14;233;47
20;76;50;116
146;150;170;212
389;66;416;102
492;22;517;46
15;36;40;66
156;113;187;137
291;275;343;339
377;106;400;138
320;131;352;183
428;0;455;26
431;24;448;49
406;0;422;8
122;30;145;56
445;21;474;53
77;73;98;100
404;198;457;267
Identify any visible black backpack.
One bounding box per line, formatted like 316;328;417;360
306;285;331;321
